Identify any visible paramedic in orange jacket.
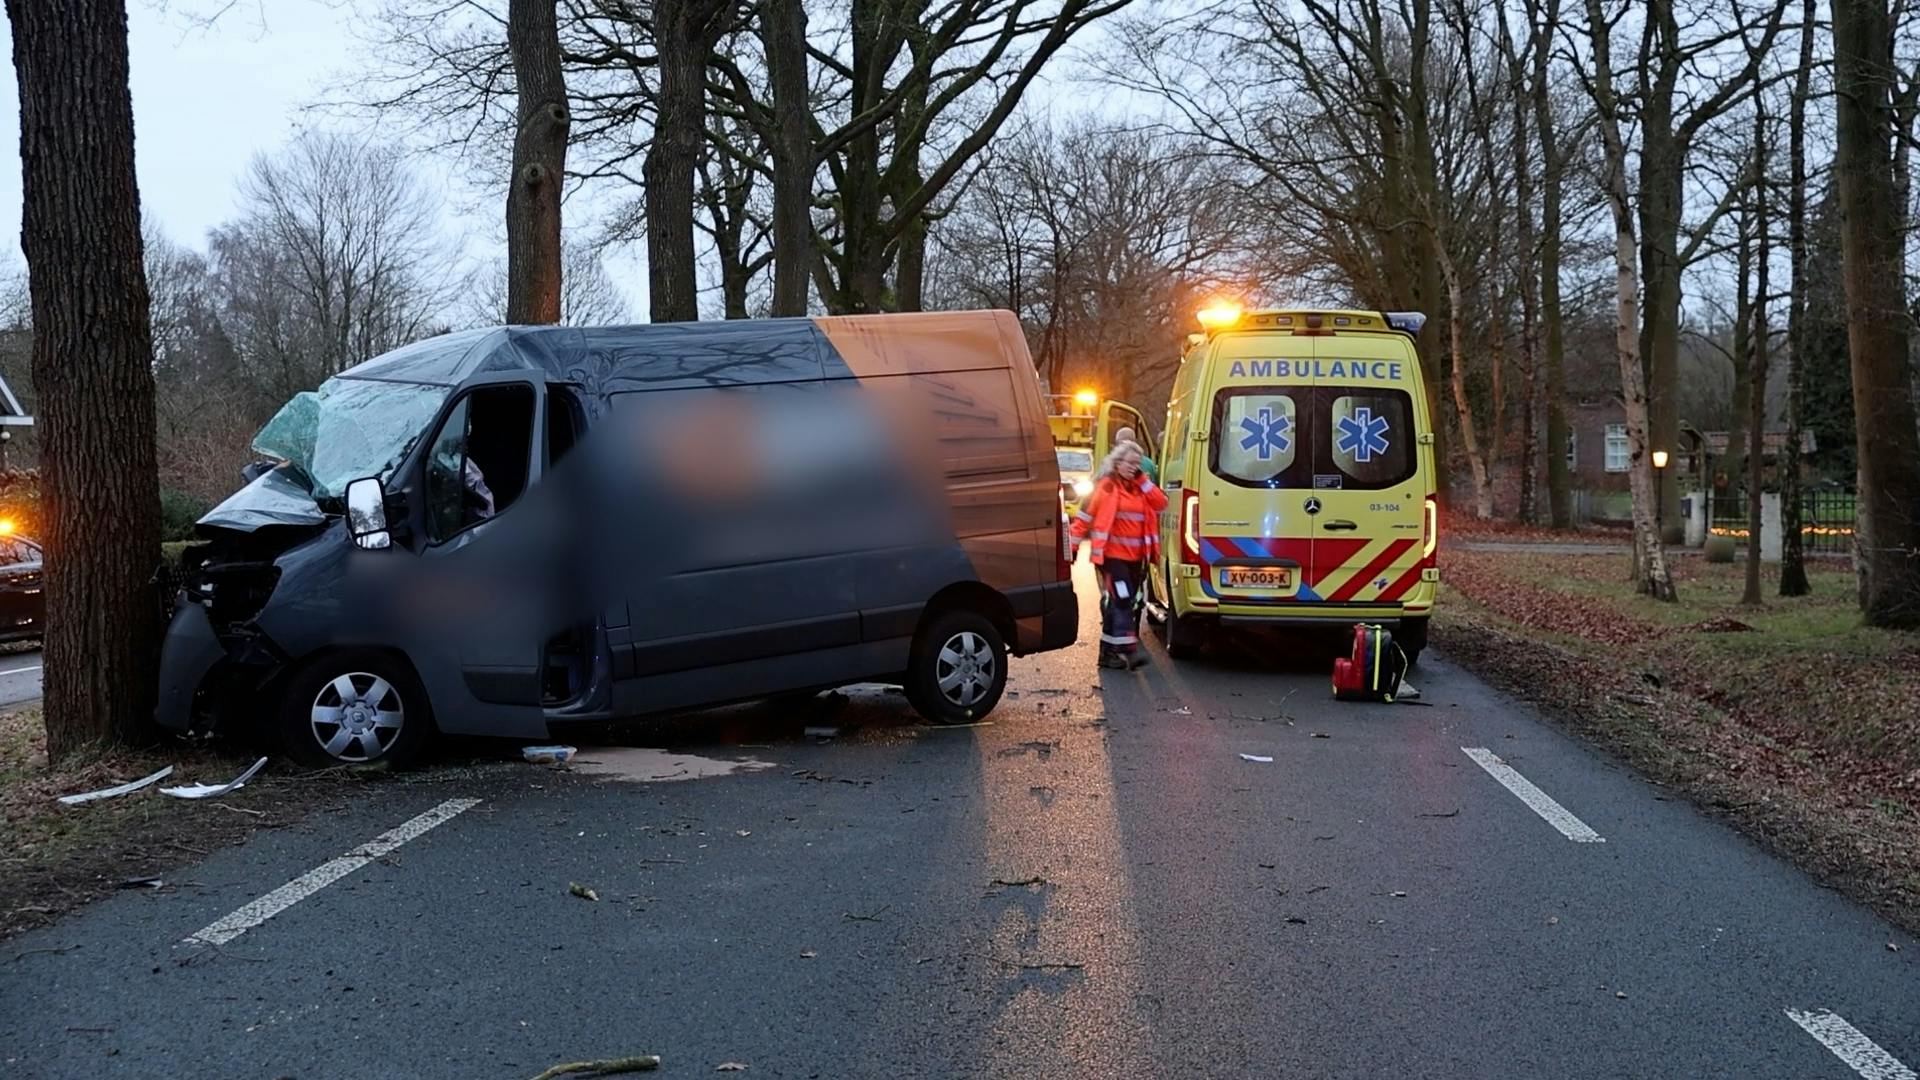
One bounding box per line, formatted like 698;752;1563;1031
1070;443;1168;669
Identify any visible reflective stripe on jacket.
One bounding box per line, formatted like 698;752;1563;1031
1069;475;1168;565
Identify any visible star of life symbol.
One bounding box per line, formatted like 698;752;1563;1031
1337;407;1391;463
1239;407;1292;460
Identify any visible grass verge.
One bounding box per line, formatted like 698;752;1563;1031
1434;549;1920;934
0;708;391;940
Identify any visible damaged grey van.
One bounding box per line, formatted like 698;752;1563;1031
157;313;1078;766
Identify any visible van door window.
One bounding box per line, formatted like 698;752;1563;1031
424;384;536;543
1213;390;1304;487
1328;391;1415;488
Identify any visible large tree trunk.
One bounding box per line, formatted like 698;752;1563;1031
1834;0;1920;627
1743;115;1770;607
762;0;812;317
646;0;726;323
6;0;164;760
505;0;569;325
1638;125;1687;546
1779;0;1814;597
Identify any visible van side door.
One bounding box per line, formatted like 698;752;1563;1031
388;374;554;739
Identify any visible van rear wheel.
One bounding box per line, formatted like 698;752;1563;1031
905;610;1007;724
278;650;432;769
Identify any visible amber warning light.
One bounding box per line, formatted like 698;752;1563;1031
1196;302;1244;332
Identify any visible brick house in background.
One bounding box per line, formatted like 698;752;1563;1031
1565;395;1815;495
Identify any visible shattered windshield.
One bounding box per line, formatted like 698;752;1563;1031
251;378;452;500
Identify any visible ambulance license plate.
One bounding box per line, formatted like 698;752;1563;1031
1221;567;1292;589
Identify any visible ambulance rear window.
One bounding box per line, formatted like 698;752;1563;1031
1329;392;1415;488
1208;387;1417;490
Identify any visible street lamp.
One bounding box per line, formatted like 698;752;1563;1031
1;429;12;473
1651;449;1669;537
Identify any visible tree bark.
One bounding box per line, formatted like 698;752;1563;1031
1436;245;1494;519
1743;114;1770;607
5;0;165;759
506;0;570;325
761;0;812;316
1527;0;1572;527
1779;0;1814;597
1834;0;1920;627
1588;0;1677;600
646;0;728;323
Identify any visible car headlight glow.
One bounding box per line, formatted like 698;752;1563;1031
1073;478;1093;497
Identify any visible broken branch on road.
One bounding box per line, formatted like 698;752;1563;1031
529;1056;661;1079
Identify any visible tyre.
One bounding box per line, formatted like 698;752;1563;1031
904;609;1007;724
1398;616;1429;668
1162;611;1203;660
278;650;432;768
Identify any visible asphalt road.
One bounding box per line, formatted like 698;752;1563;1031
0;647;42;707
3;563;1915;1079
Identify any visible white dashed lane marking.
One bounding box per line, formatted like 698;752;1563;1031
183;797;481;947
1461;747;1605;843
1786;1009;1917;1080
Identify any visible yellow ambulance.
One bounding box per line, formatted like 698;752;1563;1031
1148;307;1439;664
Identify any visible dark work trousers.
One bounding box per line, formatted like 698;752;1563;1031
1099;559;1145;659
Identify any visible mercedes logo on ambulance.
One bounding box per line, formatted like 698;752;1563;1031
1303;497;1323;515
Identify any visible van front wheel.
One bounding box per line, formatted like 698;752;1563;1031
905;610;1007;724
278;650;432;769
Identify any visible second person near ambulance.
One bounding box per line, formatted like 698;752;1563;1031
1070;443;1168;669
1112;426;1156;482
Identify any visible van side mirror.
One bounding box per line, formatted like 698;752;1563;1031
345;476;392;550
241;460;272;484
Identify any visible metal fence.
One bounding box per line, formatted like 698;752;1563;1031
1705;489;1857;555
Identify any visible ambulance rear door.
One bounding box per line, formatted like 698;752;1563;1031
1304;333;1427;605
1200;346;1315;603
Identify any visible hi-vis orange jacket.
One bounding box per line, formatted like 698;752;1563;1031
1070;474;1169;565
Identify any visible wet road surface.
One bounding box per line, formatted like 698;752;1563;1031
2;563;1914;1079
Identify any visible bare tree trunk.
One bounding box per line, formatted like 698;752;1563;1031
646;0;727;323
1588;0;1677;600
506;0;569;325
1436;245;1494;518
1779;0;1814;597
1527;0;1572;527
5;0;164;759
1729;192;1753;502
1834;0;1920;627
1743;114;1771;607
762;0;811;316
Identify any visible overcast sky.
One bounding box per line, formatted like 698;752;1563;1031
0;2;374;263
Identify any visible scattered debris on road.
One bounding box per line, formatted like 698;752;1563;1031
161;757;267;801
569;882;599;902
1310;732;1331;739
523;746;577;764
1285;916;1308;925
1416;808;1461;818
715;1064;749;1073
56;765;174;806
529;1055;660;1079
803;726;839;739
843;906;889;922
799;950;817;959
116;876;164;890
1163;706;1192;715
1238;754;1274;763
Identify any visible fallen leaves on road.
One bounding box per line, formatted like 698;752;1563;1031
843;907;890;922
988;876;1048;889
568;883;599;902
1416;808;1461;818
